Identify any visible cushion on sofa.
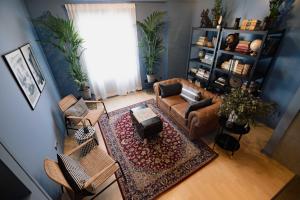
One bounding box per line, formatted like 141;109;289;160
65;98;89;117
57;154;93;195
180;86;202;104
159;95;186;111
185;98;213;119
170;102;189;127
159;83;182;98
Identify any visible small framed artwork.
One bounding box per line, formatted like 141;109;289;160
3;49;41;109
20;44;45;92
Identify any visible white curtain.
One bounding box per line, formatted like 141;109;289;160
65;4;142;99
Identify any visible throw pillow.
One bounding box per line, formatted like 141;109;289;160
65;98;89;117
159;83;182;98
57;154;94;195
185;98;213;119
180;86;202;104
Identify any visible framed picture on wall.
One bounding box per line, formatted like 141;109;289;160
20;44;45;92
3;49;41;110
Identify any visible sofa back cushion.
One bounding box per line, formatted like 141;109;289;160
185;98;213;119
180;86;202;104
159;83;182;98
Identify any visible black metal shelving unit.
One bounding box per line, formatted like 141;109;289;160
186;27;222;87
186;27;285;95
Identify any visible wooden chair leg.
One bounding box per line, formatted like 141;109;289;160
101;101;109;119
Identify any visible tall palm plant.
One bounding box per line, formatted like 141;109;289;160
137;11;166;82
34;12;88;90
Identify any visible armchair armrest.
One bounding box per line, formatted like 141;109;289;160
66;116;85;120
84;100;102;104
83;161;118;188
66;138;94;156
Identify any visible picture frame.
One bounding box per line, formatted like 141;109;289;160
20;43;45;92
3;49;41;110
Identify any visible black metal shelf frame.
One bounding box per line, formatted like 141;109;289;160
186;27;285;94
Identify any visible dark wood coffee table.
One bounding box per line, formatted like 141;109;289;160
130;105;163;143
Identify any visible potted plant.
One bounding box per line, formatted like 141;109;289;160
137;11;166;83
263;0;284;30
218;88;275;127
34;12;91;99
211;0;222;27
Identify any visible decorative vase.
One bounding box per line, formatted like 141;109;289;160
146;74;156;83
80;86;91;100
233;18;241;29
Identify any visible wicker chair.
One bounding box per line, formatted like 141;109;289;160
58;94;109;135
44;138;125;200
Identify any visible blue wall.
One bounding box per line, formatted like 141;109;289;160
0;0;65;198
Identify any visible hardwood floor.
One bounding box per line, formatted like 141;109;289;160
63;91;294;200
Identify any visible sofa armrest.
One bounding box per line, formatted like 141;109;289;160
188;101;221;133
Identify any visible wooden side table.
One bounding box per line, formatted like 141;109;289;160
75;126;99;156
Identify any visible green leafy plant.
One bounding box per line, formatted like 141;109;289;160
219;88;275;125
269;0;284;19
137;11;166;75
212;0;222;22
34;12;88;90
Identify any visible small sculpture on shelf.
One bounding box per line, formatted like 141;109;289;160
200;9;212;28
233;18;241;29
225;33;239;51
250;39;263;56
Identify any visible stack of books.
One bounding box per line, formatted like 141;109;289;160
220;59;251;76
201;53;214;65
235;40;250;54
196;36;208;46
196;68;210;80
189;67;198;74
240;19;261;31
214;77;226;86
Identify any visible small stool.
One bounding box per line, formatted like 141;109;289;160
75;126;98;156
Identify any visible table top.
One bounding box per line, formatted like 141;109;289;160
219;117;250;135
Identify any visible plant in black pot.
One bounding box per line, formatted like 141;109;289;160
263;0;284;30
34;12;91;99
137;11;166;83
218;88;275;129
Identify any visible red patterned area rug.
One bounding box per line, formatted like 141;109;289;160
99;99;217;200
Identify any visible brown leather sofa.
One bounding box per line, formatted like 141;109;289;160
153;78;222;139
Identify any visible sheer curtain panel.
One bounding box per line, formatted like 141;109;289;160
65;4;142;99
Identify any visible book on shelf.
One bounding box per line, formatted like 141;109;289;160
214;77;226;86
220;59;251;76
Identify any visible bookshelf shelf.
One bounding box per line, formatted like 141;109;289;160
218;50;256;60
191;44;215;51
